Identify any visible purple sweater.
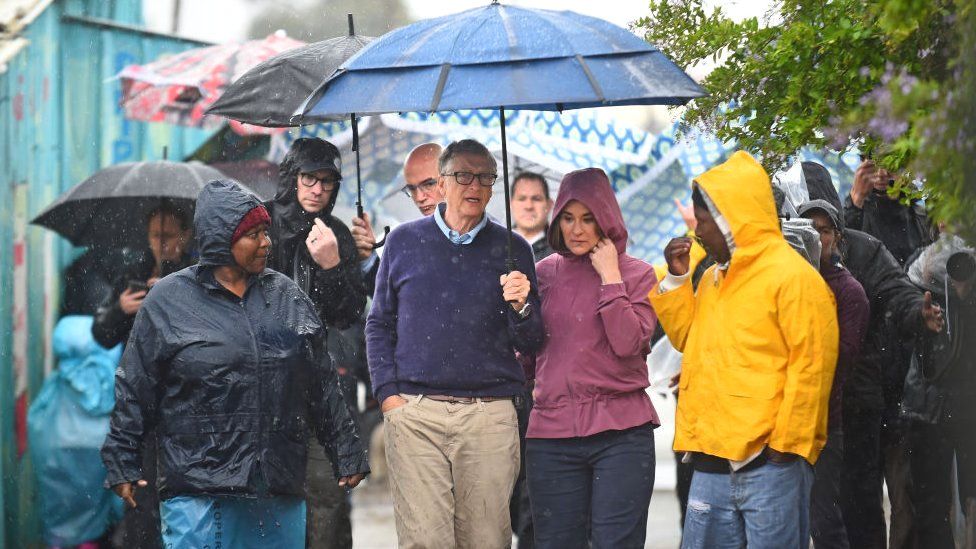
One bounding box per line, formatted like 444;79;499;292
822;263;870;431
365;215;545;403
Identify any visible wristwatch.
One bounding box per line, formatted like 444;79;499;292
515;302;532;320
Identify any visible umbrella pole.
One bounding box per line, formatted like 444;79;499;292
499;106;514;272
351;112;389;249
353;113;363;218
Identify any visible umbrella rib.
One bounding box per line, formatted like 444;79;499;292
430;64;451;111
575;54;605;103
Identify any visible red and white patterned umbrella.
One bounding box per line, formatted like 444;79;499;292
118;32;304;135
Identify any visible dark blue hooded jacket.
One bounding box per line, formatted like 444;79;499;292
101;179;368;499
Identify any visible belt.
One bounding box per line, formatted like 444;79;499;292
424;394;512;405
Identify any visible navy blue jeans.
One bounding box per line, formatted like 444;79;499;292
526;423;655;549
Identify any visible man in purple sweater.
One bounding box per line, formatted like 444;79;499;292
366;139;545;548
799;199;871;548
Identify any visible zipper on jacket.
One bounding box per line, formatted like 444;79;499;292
240;297;266;489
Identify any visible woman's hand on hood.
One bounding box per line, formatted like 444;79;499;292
590;238;623;285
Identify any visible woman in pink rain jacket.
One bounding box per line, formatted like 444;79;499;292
524;167;659;549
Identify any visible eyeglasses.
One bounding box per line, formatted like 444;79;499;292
401;178;438;197
299;172;339;190
441;171;498;187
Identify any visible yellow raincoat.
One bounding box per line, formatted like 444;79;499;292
650;151;838;464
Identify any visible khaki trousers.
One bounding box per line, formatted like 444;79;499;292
384;394;520;549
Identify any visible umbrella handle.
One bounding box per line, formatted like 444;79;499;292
372;226;390;249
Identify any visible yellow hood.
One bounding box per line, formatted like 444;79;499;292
694;151;781;264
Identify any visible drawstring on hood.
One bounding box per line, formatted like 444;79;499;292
548;168;629;256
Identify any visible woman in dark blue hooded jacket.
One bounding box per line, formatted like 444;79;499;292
101;180;369;547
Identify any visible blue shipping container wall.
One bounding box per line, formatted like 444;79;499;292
0;1;212;544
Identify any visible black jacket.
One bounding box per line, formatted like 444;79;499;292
91;249;193;348
265;142;365;329
531;230;555;262
804;162;925;410
101;180;369;499
901;236;976;424
844;192;933;267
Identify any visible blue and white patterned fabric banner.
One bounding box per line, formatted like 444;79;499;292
269;113;856;265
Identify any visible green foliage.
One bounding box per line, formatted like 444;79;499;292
634;0;975;241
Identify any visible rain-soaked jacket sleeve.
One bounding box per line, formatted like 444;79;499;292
310;220;366;330
649;275;697;352
844;195;865;231
92;286;136;348
769;276;839;460
101;304;163;487
308;329;370;478
366;237;400;404
596;268;658;359
847;235;925;336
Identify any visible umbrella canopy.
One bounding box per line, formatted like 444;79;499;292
31;161;237;247
118;33;304;135
298;3;706;118
296;2;705;267
207;30;373;126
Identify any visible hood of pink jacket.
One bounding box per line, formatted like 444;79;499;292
547;168;629;255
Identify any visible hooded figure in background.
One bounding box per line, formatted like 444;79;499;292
803;161;943;548
901;234;976;548
101;180;368;548
265;138;365;330
265;138;367;549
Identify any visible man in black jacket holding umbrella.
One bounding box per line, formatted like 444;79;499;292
265;137;366;549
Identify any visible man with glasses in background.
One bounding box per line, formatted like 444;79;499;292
265;137;366;549
367;139;545;548
353;142;445;295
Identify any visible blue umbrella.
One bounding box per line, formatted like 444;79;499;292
297;1;706;267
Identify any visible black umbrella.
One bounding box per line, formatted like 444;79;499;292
206;15;389;247
206;22;372;126
31;160;234;247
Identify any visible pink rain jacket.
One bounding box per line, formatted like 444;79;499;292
527;168;660;439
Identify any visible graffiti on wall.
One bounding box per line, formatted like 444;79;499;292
12;184;28;458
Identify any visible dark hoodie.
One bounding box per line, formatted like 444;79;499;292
528;168;659;439
804;161;926;410
101;179;368;499
265;138;365;329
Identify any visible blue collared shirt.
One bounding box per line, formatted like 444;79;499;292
433;203;488;245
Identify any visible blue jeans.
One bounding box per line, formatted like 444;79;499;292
681;457;814;549
160;495;306;548
526;423;655;549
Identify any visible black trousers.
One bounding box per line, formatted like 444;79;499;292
909;418;976;549
811;431;849;548
512;385;535;549
111;433;161;549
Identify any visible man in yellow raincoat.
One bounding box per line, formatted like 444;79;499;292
651;151;839;548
